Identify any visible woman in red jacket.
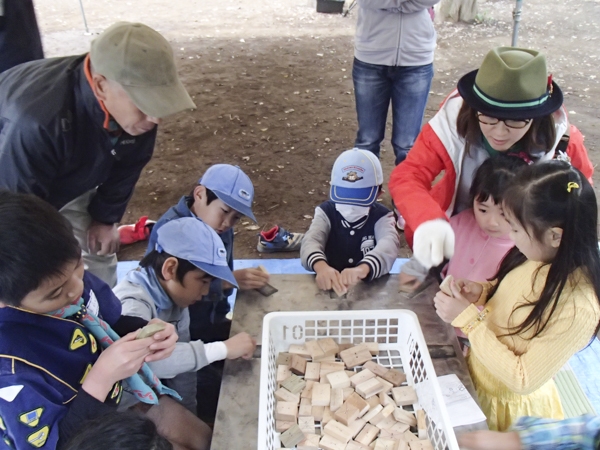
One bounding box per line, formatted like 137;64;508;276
389;47;593;270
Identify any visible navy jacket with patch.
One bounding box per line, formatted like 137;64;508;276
0;55;156;224
0;272;123;449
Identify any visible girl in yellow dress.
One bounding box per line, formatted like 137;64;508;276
433;160;600;431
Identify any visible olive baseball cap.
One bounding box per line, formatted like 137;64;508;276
90;22;196;118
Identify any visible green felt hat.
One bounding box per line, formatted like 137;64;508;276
457;47;562;119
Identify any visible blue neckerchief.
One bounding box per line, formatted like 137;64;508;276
126;267;172;315
49;298;180;405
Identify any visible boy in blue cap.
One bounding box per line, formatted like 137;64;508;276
114;217;256;417
146;164;268;343
0;191;210;450
301;148;399;295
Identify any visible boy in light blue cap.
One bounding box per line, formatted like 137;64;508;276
301;148;399;295
114;217;257;418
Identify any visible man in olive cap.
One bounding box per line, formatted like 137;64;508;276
0;22;196;287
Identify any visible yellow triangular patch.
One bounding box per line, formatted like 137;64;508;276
110;383;121;399
80;363;93;384
0;415;5;430
69;329;87;351
89;334;98;354
27;426;49;448
19;408;43;428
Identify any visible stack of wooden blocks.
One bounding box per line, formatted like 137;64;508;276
273;338;435;449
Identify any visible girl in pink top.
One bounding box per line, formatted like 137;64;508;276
400;155;527;292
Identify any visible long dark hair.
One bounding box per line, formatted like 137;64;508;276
488;161;600;338
456;102;556;156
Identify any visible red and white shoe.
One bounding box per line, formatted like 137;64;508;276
118;216;156;245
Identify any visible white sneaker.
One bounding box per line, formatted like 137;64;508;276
394;208;405;231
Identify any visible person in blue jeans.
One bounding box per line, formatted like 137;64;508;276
353;0;438;167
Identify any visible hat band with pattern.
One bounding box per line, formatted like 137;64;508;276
473;83;550;109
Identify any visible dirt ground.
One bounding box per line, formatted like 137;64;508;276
35;0;600;260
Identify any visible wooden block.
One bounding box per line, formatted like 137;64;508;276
327;371;351;390
390;421;410;434
301;380;315;398
299;399;313;417
305;362;321;381
346;441;372;450
275;387;300;403
319;434;347;450
280;423;305;448
363;361;389;377
333;401;360;426
408;439;434;450
277;365;292;384
403;431;419;442
312;382;331;406
381;368;407;387
379;392;395;407
362;404;383;423
338;343;353;352
297;433;320;449
289;354;308;375
276;401;298;422
343;387;355;400
355;423;380;446
356;378;384;399
391;386;418;406
275;420;295;432
318;338;340;357
376;376;393;394
330;388;344;412
416;410;427;439
322;406;333;425
393;408;417;427
277;352;292;366
375;414;397;431
289;344;311;358
347;417;367;438
364;342;380;355
340;344;373;369
368;403;393;426
281;374;306;394
323;420;354;444
397;441;410;450
312;405;325;421
318;355;337;362
367;395;381;409
374;439;399;450
380;429;408;441
320;361;346;377
350;368;376;387
298;416;316;435
347;392;370;417
305;340;326;361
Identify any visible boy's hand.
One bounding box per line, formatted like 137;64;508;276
233;268;270;290
87;221;120;255
398;272;423;294
313;261;347;295
433;279;472;323
457;430;521;450
145;319;178;362
83;331;153;401
224;332;256;360
340;264;369;287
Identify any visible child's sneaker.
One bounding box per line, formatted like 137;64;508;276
118;216;156;245
394;207;405;231
257;225;303;253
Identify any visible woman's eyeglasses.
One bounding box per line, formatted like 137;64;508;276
477;113;532;129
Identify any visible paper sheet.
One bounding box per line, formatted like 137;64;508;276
438;374;487;427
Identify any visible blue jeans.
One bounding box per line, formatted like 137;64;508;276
353;58;434;165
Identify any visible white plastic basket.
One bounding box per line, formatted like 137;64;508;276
258;310;459;450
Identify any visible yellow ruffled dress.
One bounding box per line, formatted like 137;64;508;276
452;260;599;431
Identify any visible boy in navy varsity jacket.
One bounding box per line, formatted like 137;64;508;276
0;192;211;450
301;148;399;295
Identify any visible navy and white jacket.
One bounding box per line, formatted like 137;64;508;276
0;272;124;449
300;200;399;280
0;55;156;225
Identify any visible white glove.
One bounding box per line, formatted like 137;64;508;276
413;219;455;269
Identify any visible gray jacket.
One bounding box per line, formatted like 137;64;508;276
114;276;210;412
354;0;439;66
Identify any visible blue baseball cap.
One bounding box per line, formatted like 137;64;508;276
199;164;256;223
155;217;238;288
330;148;384;206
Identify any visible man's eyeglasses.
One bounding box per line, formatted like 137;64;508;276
477;113;532;129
